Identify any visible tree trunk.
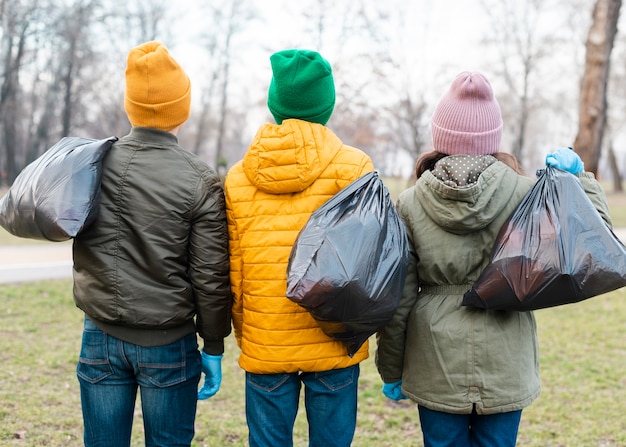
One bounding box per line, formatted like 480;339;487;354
0;24;27;185
191;71;218;156
573;0;621;176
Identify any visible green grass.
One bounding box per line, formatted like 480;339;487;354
1;280;625;446
604;191;626;227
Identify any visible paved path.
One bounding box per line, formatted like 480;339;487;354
1;230;626;285
0;243;73;284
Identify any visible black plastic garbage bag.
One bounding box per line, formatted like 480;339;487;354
463;166;626;311
0;136;117;241
286;171;410;356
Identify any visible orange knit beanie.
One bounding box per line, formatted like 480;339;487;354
124;41;191;130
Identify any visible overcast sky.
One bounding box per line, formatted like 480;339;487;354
131;0;626;173
172;0;494;94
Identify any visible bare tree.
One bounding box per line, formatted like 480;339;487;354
24;52;62;165
213;0;249;170
57;1;103;136
102;0;171;45
191;0;256;170
191;33;219;157
479;0;560;162
0;0;51;185
82;0;173;139
297;0;404;170
0;0;179;188
0;5;26;184
573;0;622;176
604;10;626;191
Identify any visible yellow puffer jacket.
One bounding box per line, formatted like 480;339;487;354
225;119;374;374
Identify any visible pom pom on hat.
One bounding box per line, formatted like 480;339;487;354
267;49;335;125
431;71;503;155
124;41;191;130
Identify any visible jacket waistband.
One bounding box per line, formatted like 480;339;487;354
420;284;471;295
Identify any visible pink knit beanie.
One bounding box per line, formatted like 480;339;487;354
431;71;503;155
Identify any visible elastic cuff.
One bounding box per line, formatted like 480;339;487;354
202;339;225;355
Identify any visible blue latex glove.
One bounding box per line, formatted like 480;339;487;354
382;381;407;401
545;147;584;174
198;352;223;400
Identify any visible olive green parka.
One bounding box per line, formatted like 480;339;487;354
376;155;612;414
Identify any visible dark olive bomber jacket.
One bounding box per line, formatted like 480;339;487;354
73;127;231;355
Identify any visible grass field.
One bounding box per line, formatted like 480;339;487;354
1;281;625;446
604;190;626;227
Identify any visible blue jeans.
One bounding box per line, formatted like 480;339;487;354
245;364;360;447
418;405;522;447
76;317;202;447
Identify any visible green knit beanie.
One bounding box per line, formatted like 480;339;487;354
267;49;335;125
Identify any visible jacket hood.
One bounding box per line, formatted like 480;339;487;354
416;156;521;234
242;119;341;194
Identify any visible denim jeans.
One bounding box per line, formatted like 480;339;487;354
245;364;360;447
76;317;202;447
418;405;522;447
